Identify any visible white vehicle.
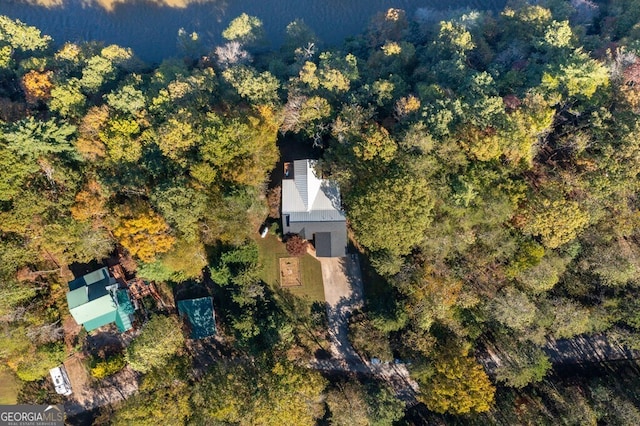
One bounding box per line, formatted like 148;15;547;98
50;366;72;396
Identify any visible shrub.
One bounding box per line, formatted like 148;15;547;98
285;234;308;257
91;353;126;379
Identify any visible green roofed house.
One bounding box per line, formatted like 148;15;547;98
177;297;216;339
66;267;134;333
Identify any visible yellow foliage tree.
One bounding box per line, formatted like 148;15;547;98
418;352;495;415
519;197;589;249
457;126;502;161
382;41;402;56
353;124;397;162
394;94;420;119
299;61;319;90
319;68;350;92
114;209;175;262
405;268;465;331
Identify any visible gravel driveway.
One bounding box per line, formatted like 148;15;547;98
319;255;364;361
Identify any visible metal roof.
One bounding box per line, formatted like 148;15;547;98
83;311;117;332
66;287;88;310
68;267;111;291
282;159;345;220
286;221;347;257
177;297;216;339
66;268;129;332
69;294;117;327
289;210;345;222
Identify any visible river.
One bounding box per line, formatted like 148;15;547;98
0;0;505;63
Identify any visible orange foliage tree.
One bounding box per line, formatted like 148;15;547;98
71;179;109;223
21;70;53;104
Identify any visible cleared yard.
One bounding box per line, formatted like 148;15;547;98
255;234;325;302
0;370;18;404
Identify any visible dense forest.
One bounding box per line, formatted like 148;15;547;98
3;0;640;424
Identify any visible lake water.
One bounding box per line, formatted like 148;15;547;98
0;0;505;63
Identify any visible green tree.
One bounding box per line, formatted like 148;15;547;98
491;287;538;333
519;195;589;249
49;78;86;117
126;315;185;373
105;84;146;115
541;52;609;102
15;342;65;382
154;115;200;164
151;185;207;241
192;359;327;425
493;335;552;388
0;16;51;52
99;117;143;163
112;381;191;426
80;55;115;93
222;14;264;45
222;65;280;105
348;175;434;256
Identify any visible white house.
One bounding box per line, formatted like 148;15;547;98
281;159;347;257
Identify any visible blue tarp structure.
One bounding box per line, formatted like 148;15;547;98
177;297;216;339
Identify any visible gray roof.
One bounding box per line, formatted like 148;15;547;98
282;160;347;257
286;221;347;257
282;160;346;222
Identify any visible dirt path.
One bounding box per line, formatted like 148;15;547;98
481;333;640;375
63;354;139;417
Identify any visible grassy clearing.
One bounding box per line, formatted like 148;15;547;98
0;370;18;404
255;233;325;302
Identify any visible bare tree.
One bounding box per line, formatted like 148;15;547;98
214;41;251;69
280;93;305;134
26;320;64;344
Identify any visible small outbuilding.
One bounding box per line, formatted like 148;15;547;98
177;297;216;339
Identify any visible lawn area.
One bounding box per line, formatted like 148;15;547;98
0;370;18;404
255;233;325;302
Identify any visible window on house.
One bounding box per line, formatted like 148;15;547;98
285;215;290;227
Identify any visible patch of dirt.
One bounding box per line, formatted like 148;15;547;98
63;354;90;402
86;329;124;358
63;316;82;351
279;257;301;287
64;359;139;417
